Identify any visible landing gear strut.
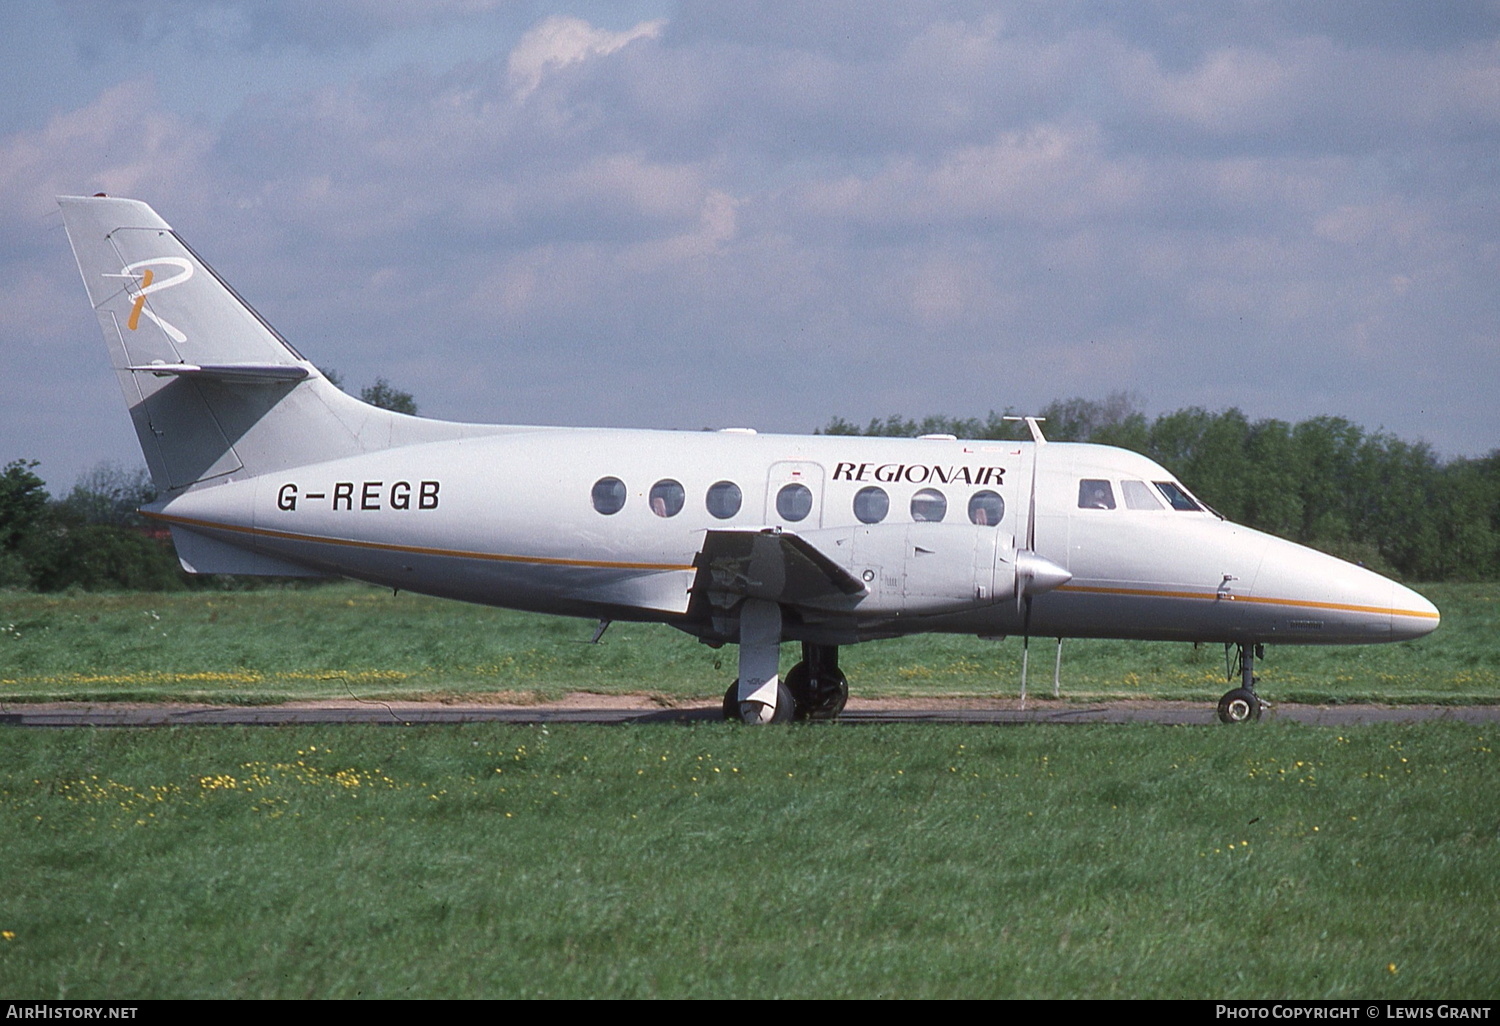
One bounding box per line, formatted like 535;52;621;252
1218;642;1264;724
724;599;789;723
722;602;849;724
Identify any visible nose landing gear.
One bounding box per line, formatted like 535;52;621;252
1218;642;1265;724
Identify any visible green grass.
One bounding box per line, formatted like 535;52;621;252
0;582;1493;705
1;721;1495;998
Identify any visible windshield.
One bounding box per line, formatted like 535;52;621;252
1153;481;1202;512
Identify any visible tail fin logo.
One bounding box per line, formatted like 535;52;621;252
104;257;194;343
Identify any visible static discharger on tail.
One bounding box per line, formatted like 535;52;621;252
57;195;1441;724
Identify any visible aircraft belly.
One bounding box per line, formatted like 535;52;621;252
244;527;694;614
1031;586;1246;642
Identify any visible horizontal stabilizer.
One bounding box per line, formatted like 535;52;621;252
126;362;310;383
693;529;867;609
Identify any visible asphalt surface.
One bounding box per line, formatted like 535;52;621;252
3;700;1497;727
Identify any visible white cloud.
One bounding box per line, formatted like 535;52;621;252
508;15;665;98
0;79;212;224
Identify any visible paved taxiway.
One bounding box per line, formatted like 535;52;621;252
3;701;1497;727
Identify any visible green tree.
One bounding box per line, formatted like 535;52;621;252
1242;419;1304;539
320;368;419;416
1143;408;1254;521
0;460;50;586
361;377;418;415
20;517;183;592
1037;392;1148;446
1289;417;1365;546
61;462;156;527
0;459;49;552
1444;452;1500;579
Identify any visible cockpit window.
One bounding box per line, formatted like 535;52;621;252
1121;479;1163;510
968;490;1004;526
591;476;626;515
1078;479;1116;510
1153;481;1202;511
649;479;685;518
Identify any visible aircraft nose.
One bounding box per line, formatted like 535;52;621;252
1389;581;1441;641
1248;536;1440;643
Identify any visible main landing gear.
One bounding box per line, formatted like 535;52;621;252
784;642;849;720
723;600;849;724
1218;642;1265;724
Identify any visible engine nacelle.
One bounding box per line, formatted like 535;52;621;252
801;523;1019;615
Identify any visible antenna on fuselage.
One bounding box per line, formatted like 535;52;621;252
1002;416;1047;444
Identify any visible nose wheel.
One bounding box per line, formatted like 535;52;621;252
1217;687;1261;723
1218;642;1265;724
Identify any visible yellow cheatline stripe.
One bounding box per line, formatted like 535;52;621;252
145;512;697;573
1055;583;1439;620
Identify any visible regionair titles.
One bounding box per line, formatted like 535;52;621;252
832;462;1005;486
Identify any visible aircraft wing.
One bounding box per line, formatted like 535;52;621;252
692;529;867;610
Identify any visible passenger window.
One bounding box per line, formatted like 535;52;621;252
968;490;1005;526
1121;480;1163;510
853;486;889;524
591;476;626;515
649;479;685;518
1153;481;1202;511
705;481;742;520
910;488;947;523
1078;479;1116;510
776;482;813;522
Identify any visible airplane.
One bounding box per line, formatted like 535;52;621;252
56;194;1441;724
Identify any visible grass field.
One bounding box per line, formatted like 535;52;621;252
2;584;1495;998
0;581;1494;706
2;720;1497;999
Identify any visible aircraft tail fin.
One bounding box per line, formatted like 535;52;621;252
58;195;487;493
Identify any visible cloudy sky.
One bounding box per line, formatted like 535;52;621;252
4;1;1498;492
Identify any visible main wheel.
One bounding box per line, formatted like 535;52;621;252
722;680;796;724
784;661;850;720
1217;687;1262;724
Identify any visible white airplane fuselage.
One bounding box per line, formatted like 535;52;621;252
150;426;1439;648
56;193;1439;723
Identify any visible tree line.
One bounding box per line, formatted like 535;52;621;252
823;394;1500;582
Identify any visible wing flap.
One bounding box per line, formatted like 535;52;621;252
693;529;866;609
